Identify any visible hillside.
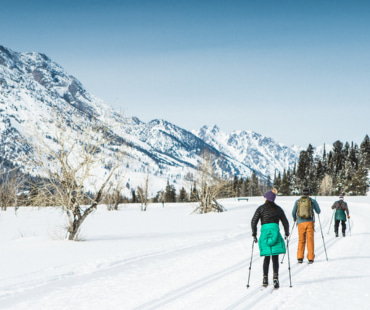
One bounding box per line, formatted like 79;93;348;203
0;45;301;196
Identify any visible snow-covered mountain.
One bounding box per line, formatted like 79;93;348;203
193;125;300;178
0;45;302;195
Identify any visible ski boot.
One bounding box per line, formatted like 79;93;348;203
273;273;279;289
263;275;268;287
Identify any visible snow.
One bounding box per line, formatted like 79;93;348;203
0;196;369;309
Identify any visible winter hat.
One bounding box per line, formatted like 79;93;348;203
339;194;344;199
302;187;310;195
264;188;278;202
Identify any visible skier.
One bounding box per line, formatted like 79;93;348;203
331;194;350;237
251;189;289;288
292;187;321;264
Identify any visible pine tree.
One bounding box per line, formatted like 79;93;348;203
360;135;370;168
273;171;281;191
250;171;259;196
178;187;188;202
279;169;291;195
348;167;368;195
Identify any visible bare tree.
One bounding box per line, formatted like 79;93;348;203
137;171;150;211
191;150;228;214
105;176;125;211
0;165;24;211
25;107;127;240
320;174;333;196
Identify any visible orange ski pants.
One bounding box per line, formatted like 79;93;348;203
297;221;315;261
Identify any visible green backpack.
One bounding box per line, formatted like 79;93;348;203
297;196;313;219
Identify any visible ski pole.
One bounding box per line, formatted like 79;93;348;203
281;221;296;264
318;214;328;261
246;239;256;288
348;217;351;236
327;210;335;235
286;238;292;287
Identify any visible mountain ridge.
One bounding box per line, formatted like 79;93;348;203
0;45;302;195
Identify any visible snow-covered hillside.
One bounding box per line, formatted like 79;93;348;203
193;125;301;177
0;45;303;196
0;196;368;309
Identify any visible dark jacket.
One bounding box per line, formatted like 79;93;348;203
251;202;290;237
331;200;349;221
251;201;290;257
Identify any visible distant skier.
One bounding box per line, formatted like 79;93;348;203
292;187;321;264
251;189;289;288
331;194;350;237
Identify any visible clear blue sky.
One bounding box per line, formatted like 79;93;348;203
1;0;369;147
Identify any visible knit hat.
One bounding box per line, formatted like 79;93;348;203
339;194;344;199
264;188;278;202
302;187;310;195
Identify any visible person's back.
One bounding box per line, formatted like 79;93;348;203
291;187;320;263
331;194;350;237
251;189;289;288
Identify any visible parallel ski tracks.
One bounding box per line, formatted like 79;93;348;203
0;230;248;306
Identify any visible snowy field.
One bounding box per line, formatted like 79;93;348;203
0;196;369;310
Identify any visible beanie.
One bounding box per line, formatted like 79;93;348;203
302;187;310;195
339;194;344;199
264;188;278;202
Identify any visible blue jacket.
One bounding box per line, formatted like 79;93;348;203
292;196;321;224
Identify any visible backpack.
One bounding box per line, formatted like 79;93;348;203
297;196;313;219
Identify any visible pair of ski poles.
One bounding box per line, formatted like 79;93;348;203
327;210;351;236
247;232;293;289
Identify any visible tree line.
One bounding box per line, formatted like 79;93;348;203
144;135;370;203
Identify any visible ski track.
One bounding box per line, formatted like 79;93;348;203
0;198;364;309
133;260;249;310
0;229;249;308
223;219;347;310
133;212;337;310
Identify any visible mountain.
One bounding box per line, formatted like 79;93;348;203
193;125;301;178
0;45;301;196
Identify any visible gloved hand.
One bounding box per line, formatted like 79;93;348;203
347;215;350;219
253;236;258;243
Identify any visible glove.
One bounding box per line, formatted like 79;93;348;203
347;215;350;219
253;236;258;243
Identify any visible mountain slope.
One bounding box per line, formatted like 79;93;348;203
0;45;301;195
193;125;300;178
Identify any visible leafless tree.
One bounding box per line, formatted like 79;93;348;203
0;165;24;211
137;171;150;211
105;177;125;211
191;150;228;214
25;107;127;240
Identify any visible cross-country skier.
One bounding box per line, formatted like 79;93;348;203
292;187;321;264
251;189;290;288
331;194;350;237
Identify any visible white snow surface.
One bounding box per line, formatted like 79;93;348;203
0;196;369;309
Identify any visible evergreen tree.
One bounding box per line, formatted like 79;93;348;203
273;171;281;191
244;177;251;197
165;180;177;202
178;187;188;202
250;171;259;196
279;169;291;195
348;167;368;195
360;135;370;168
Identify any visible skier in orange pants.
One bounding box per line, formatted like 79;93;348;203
292;188;321;264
